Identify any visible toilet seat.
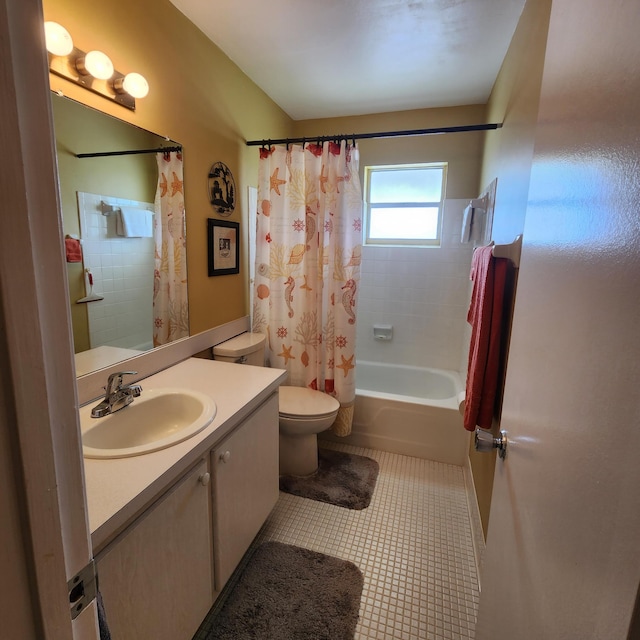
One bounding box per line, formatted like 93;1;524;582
278;386;339;419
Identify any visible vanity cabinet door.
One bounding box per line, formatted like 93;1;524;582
212;392;279;590
97;459;214;640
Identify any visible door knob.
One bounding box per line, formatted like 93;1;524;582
474;428;508;459
198;472;211;486
219;450;231;464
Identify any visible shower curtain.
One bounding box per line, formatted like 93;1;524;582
253;141;362;436
153;150;188;346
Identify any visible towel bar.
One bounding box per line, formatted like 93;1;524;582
100;201;121;216
491;234;522;268
100;201;154;217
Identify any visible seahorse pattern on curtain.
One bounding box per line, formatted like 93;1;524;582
153;151;189;346
253;142;362;436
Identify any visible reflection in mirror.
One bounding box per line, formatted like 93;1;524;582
52;94;189;377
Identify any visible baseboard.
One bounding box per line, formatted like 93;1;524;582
463;455;485;590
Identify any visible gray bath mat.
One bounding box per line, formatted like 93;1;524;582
203;541;363;640
279;448;379;510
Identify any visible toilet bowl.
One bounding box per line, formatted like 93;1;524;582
278;385;339;476
212;332;340;476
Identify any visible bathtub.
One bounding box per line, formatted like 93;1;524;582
320;361;469;466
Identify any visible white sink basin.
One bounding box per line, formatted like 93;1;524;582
80;388;216;459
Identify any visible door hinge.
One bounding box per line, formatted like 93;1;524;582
68;559;97;620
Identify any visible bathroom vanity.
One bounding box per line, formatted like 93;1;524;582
82;358;286;640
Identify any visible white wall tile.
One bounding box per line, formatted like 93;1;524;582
356;199;474;372
78;191;155;350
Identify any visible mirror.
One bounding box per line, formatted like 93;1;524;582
52;94;189;376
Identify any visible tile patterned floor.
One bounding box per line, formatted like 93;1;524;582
196;442;479;639
251;442;480;640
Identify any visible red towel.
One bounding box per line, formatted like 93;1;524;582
65;238;82;263
463;246;508;432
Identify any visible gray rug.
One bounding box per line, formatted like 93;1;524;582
204;541;363;640
279;448;379;510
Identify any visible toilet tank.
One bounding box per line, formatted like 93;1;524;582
212;332;266;366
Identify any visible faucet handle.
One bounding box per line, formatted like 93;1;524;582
127;384;143;397
105;370;138;396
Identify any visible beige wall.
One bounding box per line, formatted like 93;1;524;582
470;0;553;538
44;0;294;335
481;0;553;244
293;104;487;199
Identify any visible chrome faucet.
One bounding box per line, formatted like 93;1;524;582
90;371;143;418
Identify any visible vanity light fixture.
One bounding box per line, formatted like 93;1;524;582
44;21;74;56
115;73;149;99
78;50;114;80
44;21;149;110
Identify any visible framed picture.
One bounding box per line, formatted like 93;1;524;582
208;218;239;276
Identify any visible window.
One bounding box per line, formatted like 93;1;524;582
363;163;447;246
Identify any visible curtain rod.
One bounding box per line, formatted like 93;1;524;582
75;145;182;159
246;123;502;147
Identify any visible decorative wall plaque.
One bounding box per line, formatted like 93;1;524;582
208;162;235;216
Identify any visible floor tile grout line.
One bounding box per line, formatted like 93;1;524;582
247;443;480;640
195;443;480;639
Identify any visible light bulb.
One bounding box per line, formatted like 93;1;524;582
122;72;149;98
83;50;114;80
44;21;73;56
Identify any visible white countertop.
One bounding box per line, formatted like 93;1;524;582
82;358;286;552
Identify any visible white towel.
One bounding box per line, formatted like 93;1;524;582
116;207;153;237
461;204;474;243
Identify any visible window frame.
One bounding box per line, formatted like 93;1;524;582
363;162;448;247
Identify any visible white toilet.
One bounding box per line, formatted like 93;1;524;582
212;332;340;477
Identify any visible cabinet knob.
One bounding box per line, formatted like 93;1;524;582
198;472;211;486
219;450;231;464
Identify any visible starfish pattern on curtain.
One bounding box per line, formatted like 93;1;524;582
253;141;362;436
153;151;189;346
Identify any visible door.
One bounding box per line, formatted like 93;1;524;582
475;1;640;638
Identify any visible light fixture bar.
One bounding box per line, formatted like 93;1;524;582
48;46;136;110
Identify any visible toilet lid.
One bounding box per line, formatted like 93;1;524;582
279;386;340;419
212;332;265;357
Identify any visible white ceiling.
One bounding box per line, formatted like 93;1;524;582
169;0;526;121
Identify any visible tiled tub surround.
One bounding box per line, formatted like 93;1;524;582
356;199;475;372
77;191;155;350
252;442;480;640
